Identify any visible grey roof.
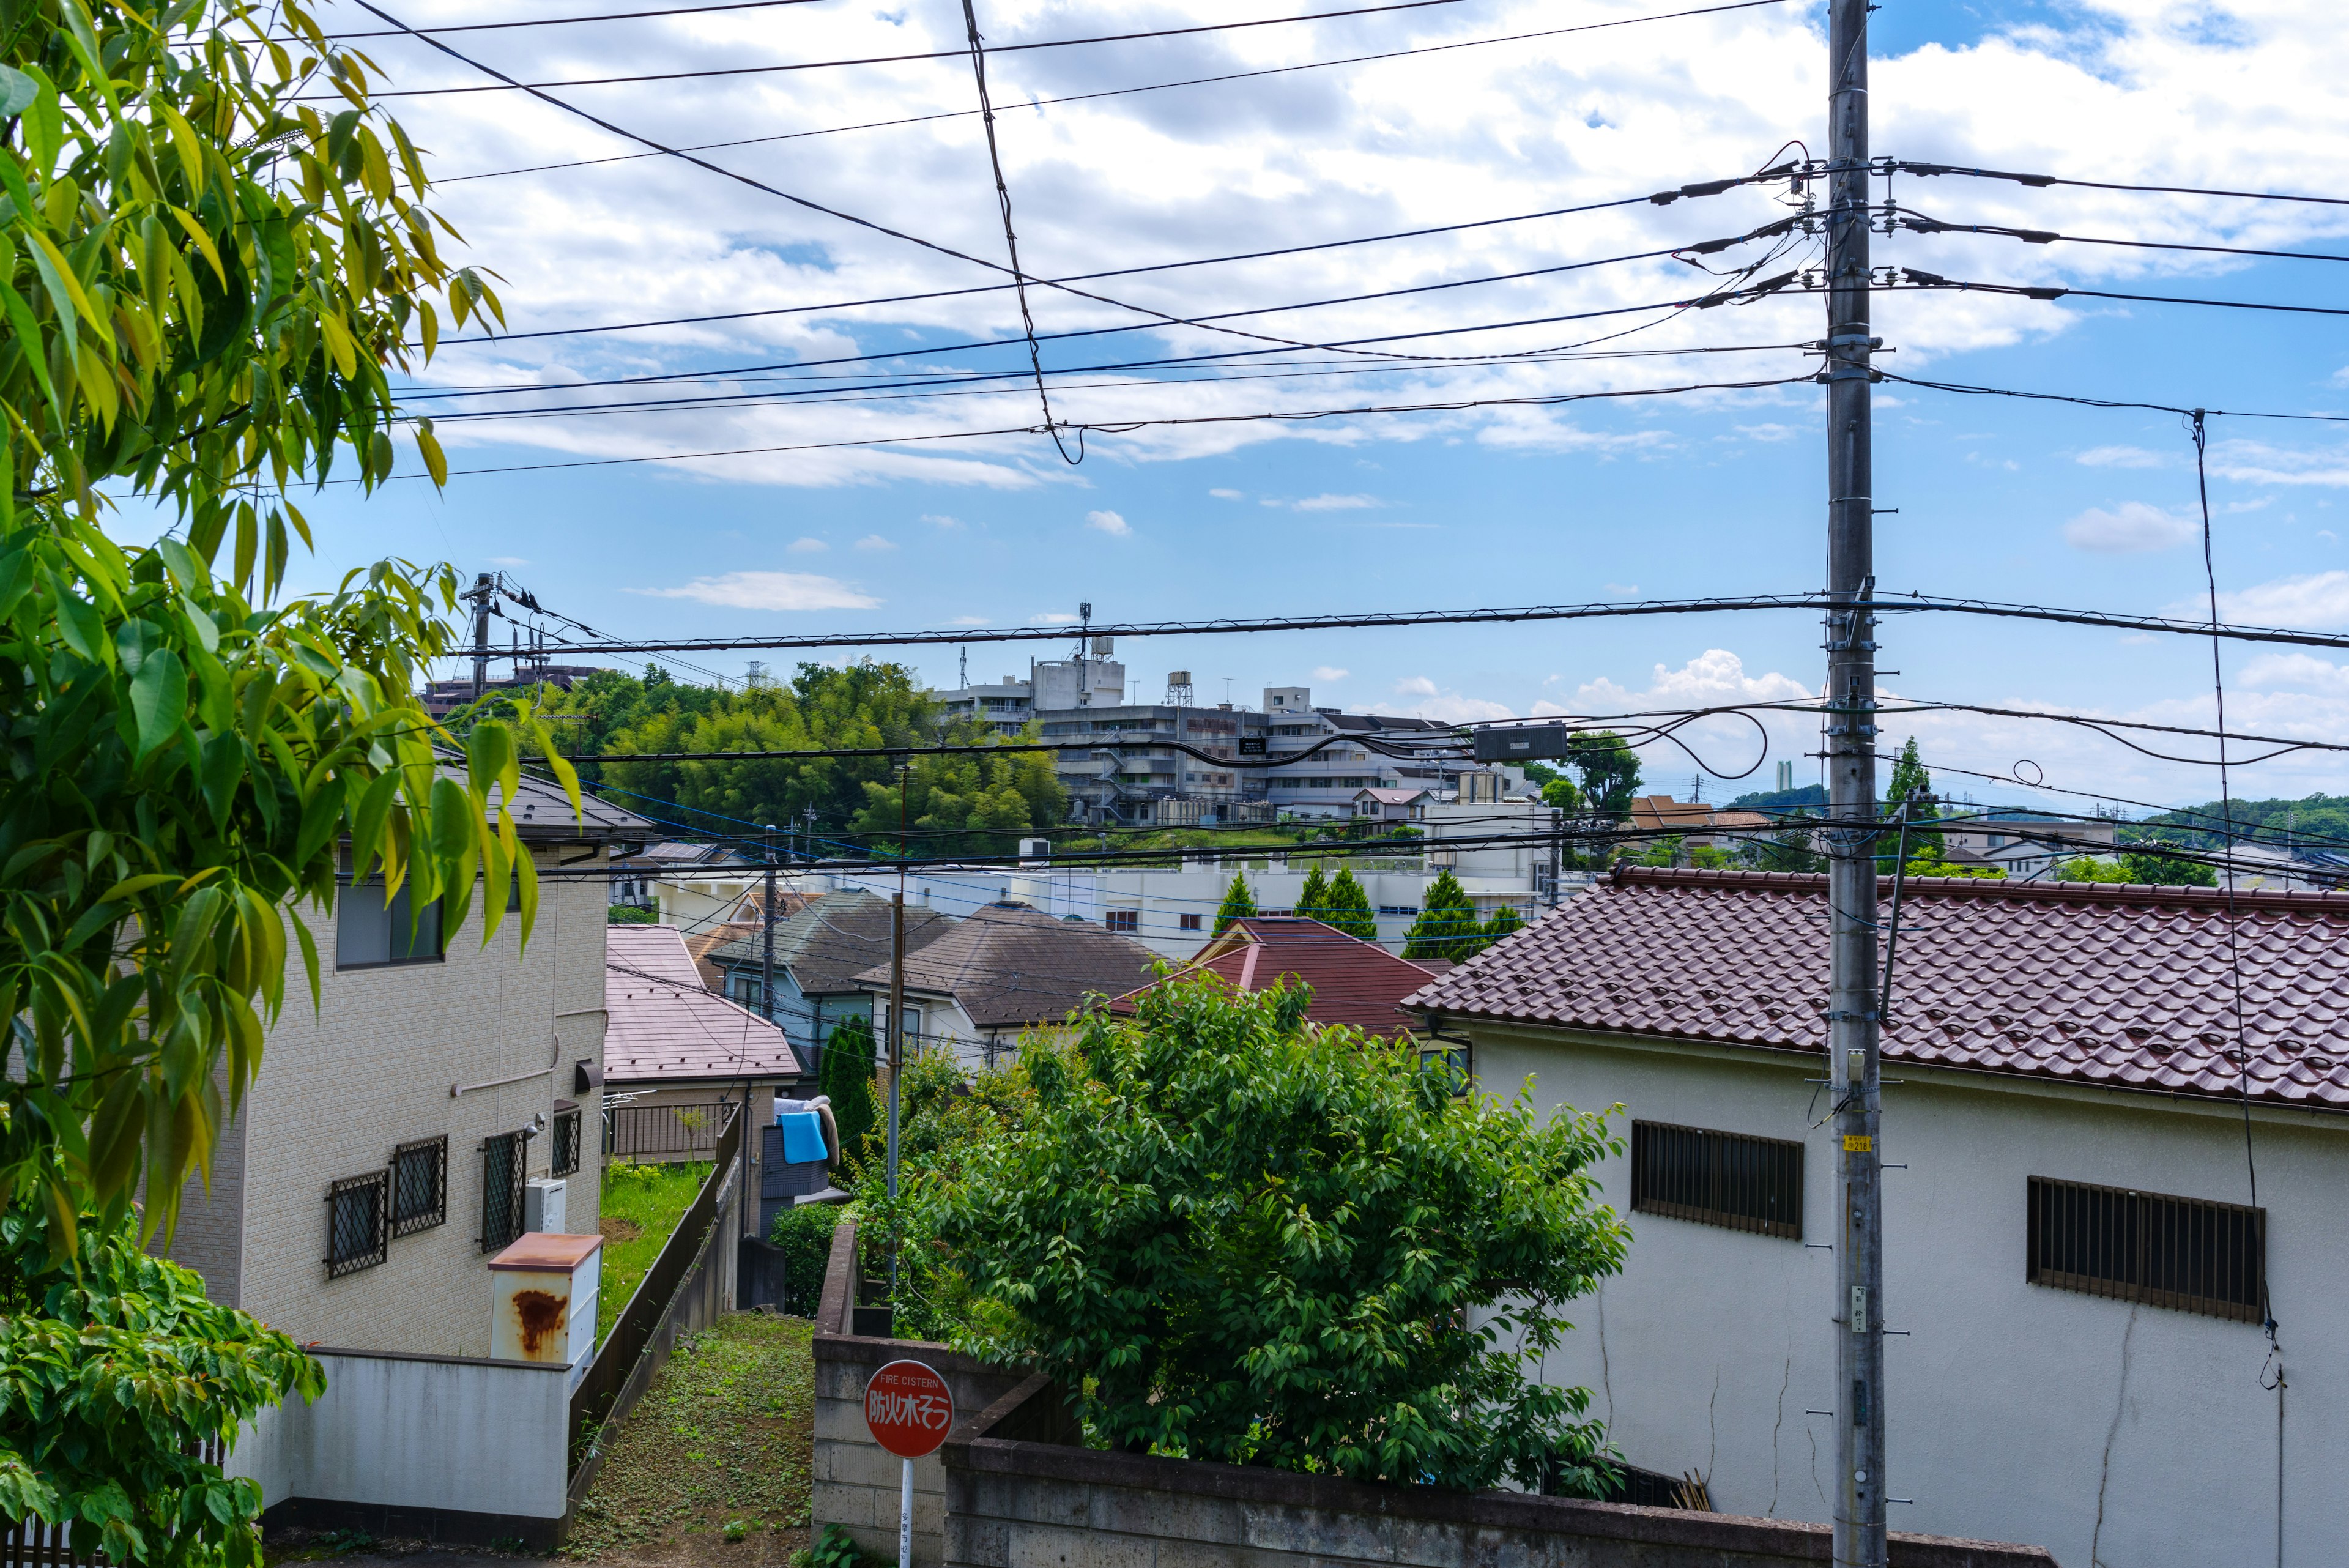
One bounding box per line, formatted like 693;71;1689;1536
708;887;957;997
1327;713;1450;734
482;771;653;842
848;900;1157;1031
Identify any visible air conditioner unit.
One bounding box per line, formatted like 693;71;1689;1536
1019;838;1052;863
524;1176;566;1235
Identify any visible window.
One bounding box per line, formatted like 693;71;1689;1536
336;872;444;969
551;1105;583;1178
480;1131;528;1253
1379;906;1420;918
325;1170;390;1277
1630;1121;1803;1240
391;1135;447;1237
1105;909;1140;932
1179;913;1203;932
2027;1176;2264;1322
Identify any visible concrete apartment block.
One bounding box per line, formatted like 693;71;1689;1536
162;778;648;1358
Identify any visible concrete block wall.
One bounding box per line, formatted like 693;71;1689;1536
809;1222;1036;1566
941;1378;2058;1568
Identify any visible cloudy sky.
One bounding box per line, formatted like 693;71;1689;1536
281;0;2349;814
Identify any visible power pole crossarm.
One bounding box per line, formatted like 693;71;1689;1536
1824;0;1886;1563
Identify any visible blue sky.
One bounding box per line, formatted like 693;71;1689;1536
268;0;2349;812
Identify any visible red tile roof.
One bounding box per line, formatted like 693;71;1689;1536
1405;865;2349;1109
606;925;803;1085
1112;916;1439;1037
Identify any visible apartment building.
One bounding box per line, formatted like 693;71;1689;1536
161;776;651;1358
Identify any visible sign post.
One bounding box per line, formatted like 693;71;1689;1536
863;1358;956;1568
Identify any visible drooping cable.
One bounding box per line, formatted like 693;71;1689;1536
1894;269;2349;321
1895;160;2349;209
957;0;1072;461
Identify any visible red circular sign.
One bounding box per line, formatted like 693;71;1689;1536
863;1358;956;1459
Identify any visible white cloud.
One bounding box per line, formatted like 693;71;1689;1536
1394;676;1440;696
1208;488;1244;500
1292;493;1381;511
921;513;962;528
2063;502;2195;554
1603;583;1641;598
786;537;828;553
853;534;897;551
1734;423;1799;442
2076;445;2167;469
946;613;992;626
1084;510;1132;536
1310;666;1349;683
2321;529;2340;543
487;555;529;566
2197;570;2349;628
634;572;879;611
2238;652;2349;695
1032;612;1082;625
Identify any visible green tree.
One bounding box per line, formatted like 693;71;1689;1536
817;1014;880;1178
1540;774;1585;814
1902;844;2002;879
2055;856;2131;883
929;979;1629;1492
1401;870;1479;962
1213;869;1256;934
2120;842;2217;887
1879;737;1943;866
1324;866;1379;942
1741;811;1825;872
1477;903;1525;953
1295;863;1331;923
1567;732;1641;819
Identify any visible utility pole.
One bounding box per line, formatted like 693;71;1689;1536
885;890;906;1295
461;572;496;700
762;826;779;1029
1822;0;1884;1561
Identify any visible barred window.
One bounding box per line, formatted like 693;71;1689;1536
1630;1120;1804;1240
550;1104;583;1178
2027;1176;2265;1323
325;1170;389;1277
391;1135;447;1238
480;1131;529;1254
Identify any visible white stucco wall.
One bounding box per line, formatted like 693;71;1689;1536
1468;1023;2340;1568
232;1348;569;1523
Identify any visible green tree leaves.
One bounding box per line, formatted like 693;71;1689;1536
928;980;1628;1492
1212;869;1256;934
1401;869;1478;962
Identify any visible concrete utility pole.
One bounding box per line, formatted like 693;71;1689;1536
886;891;906;1200
1821;0;1884;1561
462;572;496;699
762;825;779;1028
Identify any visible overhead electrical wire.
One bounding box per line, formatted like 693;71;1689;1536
325;0;832;36
1895;208;2349;267
1892;268;2349;320
354;1;1798;377
324;0;1791;97
1894;160;2349;210
438;0;1800;185
1874;371;2349;425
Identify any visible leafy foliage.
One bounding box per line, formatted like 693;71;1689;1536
1322;866;1378;942
1901;844;2002;879
1879;738;1943;866
1565;730;1641;818
1212;869;1255;934
1293;863;1329;922
766;1204;844;1317
2056;847;2217;888
1477;902;1524;951
928;979;1628;1492
2132;792;2349;853
1737;812;1825;873
815;1014;878;1180
1400;869;1479;962
0;1204;322;1568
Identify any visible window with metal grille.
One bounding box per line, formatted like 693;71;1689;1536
390;1135;446;1238
1630;1120;1804;1240
325;1170;389;1277
2026;1175;2265;1322
480;1131;528;1253
1105;909;1139;932
550;1104;582;1178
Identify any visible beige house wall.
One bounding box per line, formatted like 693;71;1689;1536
169;847;609;1358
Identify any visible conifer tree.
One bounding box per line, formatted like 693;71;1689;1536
1402;871;1480;962
1214;870;1259;934
1296;863;1332;923
1326;867;1381;942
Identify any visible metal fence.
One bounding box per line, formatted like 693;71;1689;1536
569;1101;741;1477
604;1100;735;1161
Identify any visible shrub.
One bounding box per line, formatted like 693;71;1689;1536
768;1205;845;1316
817;1016;881;1176
930;979;1628;1492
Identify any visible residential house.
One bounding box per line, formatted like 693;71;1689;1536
604;923;806;1236
849;899;1156;1068
161;776;651;1358
615;839;770;932
1626;793;1773;852
1939;809;2118;879
703;887;959;1069
1353;786;1434;825
1110;916;1439;1038
677;886;807;991
1406;865;2348;1566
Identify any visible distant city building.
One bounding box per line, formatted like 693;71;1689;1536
420;663;609;720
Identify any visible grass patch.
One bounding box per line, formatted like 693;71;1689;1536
565;1312;816;1561
599;1159;711;1342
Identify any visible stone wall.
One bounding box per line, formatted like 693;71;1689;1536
809;1222;1052;1566
942;1377;2057;1568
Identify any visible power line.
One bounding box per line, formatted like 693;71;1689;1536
1894;160;2349;209
322;0;1791;98
508;589;2349;656
1896;209;2349;267
325;0;831;36
1894;267;2349;320
437;2;1802;185
1876;370;2349;424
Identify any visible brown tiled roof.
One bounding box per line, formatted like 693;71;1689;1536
851;901;1156;1031
682;889;811;989
1405;865;2349;1109
605;925;803;1085
1107;917;1437;1036
708;888;957;997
